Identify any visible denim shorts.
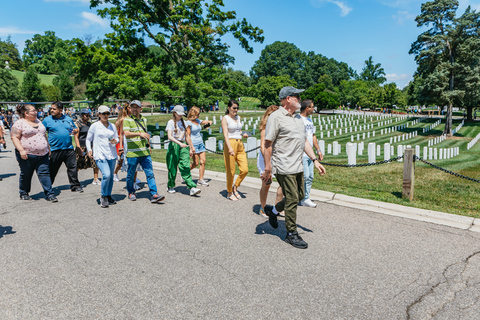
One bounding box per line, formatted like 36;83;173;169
193;143;206;154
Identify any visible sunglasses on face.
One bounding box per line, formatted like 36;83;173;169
101;112;110;116
232;107;239;110
289;94;300;99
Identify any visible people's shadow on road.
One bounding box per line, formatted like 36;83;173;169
0;173;16;179
0;225;16;239
255;220;313;241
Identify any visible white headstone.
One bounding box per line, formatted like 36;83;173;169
246;137;257;158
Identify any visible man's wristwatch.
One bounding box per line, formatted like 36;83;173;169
312;158;319;162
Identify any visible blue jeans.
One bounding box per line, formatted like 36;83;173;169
95;159;116;197
15;151;54;198
302;156;314;201
126;155;158;196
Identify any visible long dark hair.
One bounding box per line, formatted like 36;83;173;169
225;100;239;115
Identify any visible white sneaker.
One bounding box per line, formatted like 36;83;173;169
190;187;201;196
167;188;176;194
197;179;209;187
92;180;101;185
113;174;119;182
300;198;317;208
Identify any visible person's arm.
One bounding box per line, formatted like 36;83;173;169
312;134;323;161
261;140;273;183
304;139;326;176
74;121;82;154
260;129;266;158
10;126;28;160
85;124;94;158
167;130;188;147
221;117;234;156
185;125;194;157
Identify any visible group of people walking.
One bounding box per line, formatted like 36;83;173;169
6;86;327;249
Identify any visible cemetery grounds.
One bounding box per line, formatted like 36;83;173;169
142;111;480;218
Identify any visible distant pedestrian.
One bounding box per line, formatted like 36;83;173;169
258;105;283;217
221;100;249;201
186;106;212;186
123;100;164;203
43;101;83;192
74;109;100;185
474;110;477;120
10;104;57;202
0;118;6;150
299;99;323;208
86;105;118;208
262;86;326;249
166;105;201;196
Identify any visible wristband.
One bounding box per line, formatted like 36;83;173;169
312;158;319;162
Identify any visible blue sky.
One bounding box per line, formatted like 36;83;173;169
2;0;480;89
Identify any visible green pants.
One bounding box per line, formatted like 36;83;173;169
275;172;304;233
166;143;197;189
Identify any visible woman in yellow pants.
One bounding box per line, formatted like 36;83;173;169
221;100;249;201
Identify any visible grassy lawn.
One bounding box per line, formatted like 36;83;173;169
139;111;480;218
10;70;57;86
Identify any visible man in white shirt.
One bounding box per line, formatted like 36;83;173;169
299;99;323;208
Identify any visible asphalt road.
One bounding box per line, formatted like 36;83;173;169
1;146;480;319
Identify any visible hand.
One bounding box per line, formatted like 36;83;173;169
180;142;188;148
189;148;194;157
314;161;326;176
140;132;150;140
20;150;28;160
317;150;324;161
242;133;249;138
88;151;93;158
75;146;83;155
118;148;124;156
228;148;235;157
261;168;272;183
110;139;117;145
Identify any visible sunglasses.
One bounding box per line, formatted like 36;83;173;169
101;112;111;115
289;94;300;99
232;107;239;110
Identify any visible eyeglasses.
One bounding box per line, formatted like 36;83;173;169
232;107;239;110
101;112;111;116
288;94;300;99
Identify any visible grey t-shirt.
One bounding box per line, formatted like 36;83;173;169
265;107;306;175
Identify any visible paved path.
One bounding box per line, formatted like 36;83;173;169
1;148;480;319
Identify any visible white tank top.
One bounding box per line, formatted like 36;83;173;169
225;115;242;139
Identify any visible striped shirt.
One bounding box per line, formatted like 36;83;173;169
123;115;150;158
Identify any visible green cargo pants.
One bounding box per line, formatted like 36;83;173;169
166;142;197;189
275;172;304;233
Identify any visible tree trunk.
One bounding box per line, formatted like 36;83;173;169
467;106;473;122
444;103;453;137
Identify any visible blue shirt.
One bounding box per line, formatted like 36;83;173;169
187;119;203;145
43;115;75;151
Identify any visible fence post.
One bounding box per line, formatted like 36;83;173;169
402;148;415;201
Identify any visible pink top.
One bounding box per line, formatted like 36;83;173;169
12;119;49;156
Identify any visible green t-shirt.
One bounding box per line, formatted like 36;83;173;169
123;115;150;158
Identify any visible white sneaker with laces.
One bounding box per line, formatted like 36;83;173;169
300;198;317;208
167;188;176;194
113;174;119;182
197;179;209;187
190;187;201;196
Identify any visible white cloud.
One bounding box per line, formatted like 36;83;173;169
44;0;90;4
310;0;353;17
0;26;38;36
81;11;109;28
392;10;416;25
386;73;411;88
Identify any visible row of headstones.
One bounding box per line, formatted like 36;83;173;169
423;120;441;133
467;132;480;149
427;134;446;147
389;131;418;144
452;120;464;135
345;142;460;165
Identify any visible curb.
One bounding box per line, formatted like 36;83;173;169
151;161;478;233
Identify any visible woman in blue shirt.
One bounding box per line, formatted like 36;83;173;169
186;106;212;186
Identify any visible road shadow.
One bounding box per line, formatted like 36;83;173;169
392;191;402;199
0;225;16;239
0;173;16;179
255;220;313;241
218;189;248;200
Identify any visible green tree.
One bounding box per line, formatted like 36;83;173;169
304;83;340;111
0;36;23;70
23;31;73;74
409;0;480;134
91;0;264;78
253;75;296;106
41;84;61;101
359;56;386;85
53;72;74;101
338;80;369;107
0;68;20;100
21;67;46;102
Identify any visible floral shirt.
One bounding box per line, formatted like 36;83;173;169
11;119;49;156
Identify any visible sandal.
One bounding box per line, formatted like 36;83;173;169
227;193;238;201
232;186;241;199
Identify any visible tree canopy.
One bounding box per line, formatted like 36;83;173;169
0;36;23;70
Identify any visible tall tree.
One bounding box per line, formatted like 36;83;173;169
21;67;46;102
253;75;296;106
90;0;264;78
0;68;20;100
359;56;386;85
409;0;480;135
0;36;23;70
53;72;74;101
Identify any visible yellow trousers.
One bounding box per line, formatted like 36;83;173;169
224;139;249;192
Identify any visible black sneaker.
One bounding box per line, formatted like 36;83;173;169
285;232;308;249
20;194;32;200
100;196;109;208
72;186;84;193
107;196;117;205
47;196;58;203
264;205;278;229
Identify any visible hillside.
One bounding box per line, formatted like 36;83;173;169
10;70;57;86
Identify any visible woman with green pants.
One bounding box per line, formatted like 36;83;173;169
166;105;201;196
